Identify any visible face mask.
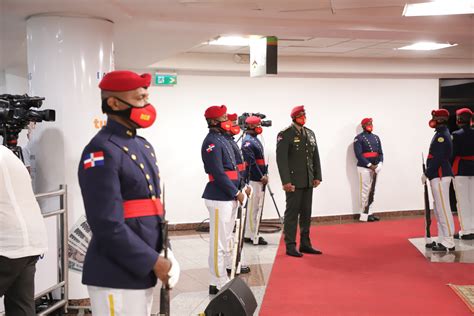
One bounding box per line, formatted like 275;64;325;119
106;97;157;128
295;115;306;126
220;120;232;132
364;125;373;132
429;119;437;128
254;127;263;134
230;125;241;135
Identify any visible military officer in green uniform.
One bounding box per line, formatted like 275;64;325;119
276;105;323;257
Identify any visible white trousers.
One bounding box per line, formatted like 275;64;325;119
453;176;474;236
245;181;265;240
205;199;237;288
430;177;455;248
357;167;375;220
88;286;153;316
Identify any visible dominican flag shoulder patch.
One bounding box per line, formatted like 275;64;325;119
83;151;105;170
206;144;215;153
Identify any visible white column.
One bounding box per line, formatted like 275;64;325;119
27;14;114;299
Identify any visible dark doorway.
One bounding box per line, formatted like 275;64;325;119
439;79;474;213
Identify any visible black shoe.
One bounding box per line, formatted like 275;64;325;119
432;244;455;252
226;265;251;275
454;233;460;239
244;237;268;245
461;233;474;240
425;241;437;249
368;215;378;222
209;285;219;295
299;246;323;255
244;238;253;244
286;246;303;257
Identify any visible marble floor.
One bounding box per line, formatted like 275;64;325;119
409;237;474;263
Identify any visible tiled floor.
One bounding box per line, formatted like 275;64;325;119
150;231;282;315
409;237;474;263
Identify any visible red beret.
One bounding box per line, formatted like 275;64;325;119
99;70;151;91
205;105;227;119
227;113;238;121
431;109;449;118
456;108;473;116
291;105;305;118
361;118;372;126
245;116;261;125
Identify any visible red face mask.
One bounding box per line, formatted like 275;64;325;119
220;120;232;132
113;97;157;128
295;115;306;126
254;127;263;135
129;103;157;128
230;125;241;135
429;119;437;128
364;125;373;132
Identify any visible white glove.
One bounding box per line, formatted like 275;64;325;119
375;162;383;174
160;248;180;288
421;174;427;185
245;184;253;199
242;193;248;207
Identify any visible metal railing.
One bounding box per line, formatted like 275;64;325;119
34;185;69;316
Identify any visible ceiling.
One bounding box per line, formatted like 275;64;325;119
0;0;473;72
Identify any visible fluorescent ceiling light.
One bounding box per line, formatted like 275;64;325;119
397;42;457;51
403;0;474;16
208;36;249;46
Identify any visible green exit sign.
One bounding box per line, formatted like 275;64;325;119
154;73;177;86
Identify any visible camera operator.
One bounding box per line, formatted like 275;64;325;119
0;144;48;316
242;116;269;246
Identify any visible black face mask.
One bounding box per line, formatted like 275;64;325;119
102;98;131;118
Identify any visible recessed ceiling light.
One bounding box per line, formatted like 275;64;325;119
403;0;474;17
396;42;458;51
208;36;249;46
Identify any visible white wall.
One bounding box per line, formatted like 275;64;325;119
140;75;437;224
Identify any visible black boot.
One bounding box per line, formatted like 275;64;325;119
461;233;474;240
209;285;219;295
286;245;303;257
432;243;455;251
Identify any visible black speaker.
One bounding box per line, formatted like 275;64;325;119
204;278;257;316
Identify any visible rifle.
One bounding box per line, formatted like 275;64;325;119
363;172;377;215
230;198;247;279
159;184;170;316
422;154;433;248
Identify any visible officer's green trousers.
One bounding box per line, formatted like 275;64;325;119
283;188;313;248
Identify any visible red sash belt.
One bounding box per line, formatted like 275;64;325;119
256;159;265;166
209;170;239;182
362;152;379;158
453;155;474;175
123;198;163;219
427;154;433;159
237;163;247;171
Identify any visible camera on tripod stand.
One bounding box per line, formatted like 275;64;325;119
238;112;272;129
0;94;56;160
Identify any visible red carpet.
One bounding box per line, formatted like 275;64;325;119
260;217;473;316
